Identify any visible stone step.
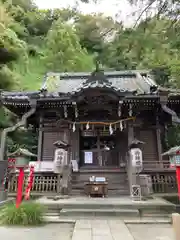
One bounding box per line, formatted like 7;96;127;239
72;173;127;180
59;208;140;218
43;215;171;223
70;189;129;196
72;180;128;184
72;172;127;177
78;167;125;172
43;203;175;214
71;183;129;190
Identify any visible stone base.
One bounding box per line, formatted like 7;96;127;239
47;195;70;201
0;190;7;202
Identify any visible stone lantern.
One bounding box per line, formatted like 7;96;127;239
7;148;37;207
162;146;180;167
129;139;144;201
162;146;180;200
8;148;37;169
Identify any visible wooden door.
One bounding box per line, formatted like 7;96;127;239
97;135;119;167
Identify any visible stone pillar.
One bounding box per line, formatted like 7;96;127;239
172;213;180;240
128;122;143;201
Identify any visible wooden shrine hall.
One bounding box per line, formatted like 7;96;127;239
1;69;180;197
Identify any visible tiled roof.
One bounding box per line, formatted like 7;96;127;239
3;70;180;103
41;70;157;95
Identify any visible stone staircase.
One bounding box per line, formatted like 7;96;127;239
71;167;129;196
37;196;175;222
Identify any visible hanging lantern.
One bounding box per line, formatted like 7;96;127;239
72;123;76;132
86;122;90;130
109;124;113;135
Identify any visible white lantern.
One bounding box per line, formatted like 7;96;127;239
129;148;143;172
53;148;67;173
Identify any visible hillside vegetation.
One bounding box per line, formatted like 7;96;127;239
2;0;180;91
1;0;180;151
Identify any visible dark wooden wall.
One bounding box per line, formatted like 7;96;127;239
70;130;80;162
116;131;128;166
39;124;160;169
135;128;159;168
41;129;70;162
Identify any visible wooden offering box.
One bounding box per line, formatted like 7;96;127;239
85;177;108;197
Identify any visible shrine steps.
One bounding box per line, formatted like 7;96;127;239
37;196;175;222
71;168;129;196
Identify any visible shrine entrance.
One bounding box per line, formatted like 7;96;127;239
79;129;127;167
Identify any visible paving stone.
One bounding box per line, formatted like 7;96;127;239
110;222;134;240
108;220;124;229
72;230;92;240
0;223;74;240
127;224;174;240
75;220;92;229
92;236;113;240
92;229;111;236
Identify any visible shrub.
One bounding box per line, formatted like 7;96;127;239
0;202;45;226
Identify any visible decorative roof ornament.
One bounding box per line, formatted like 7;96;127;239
85;59;111;86
7;148;37;157
53;140;70;149
162;146;180;156
41;72;60;93
129;139;145;149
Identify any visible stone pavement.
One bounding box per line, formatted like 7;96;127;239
127;223;174;240
72;220;174;240
0;223;74;240
0;220;174;240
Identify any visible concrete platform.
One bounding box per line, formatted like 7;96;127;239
36;196;175;209
36;196;175;220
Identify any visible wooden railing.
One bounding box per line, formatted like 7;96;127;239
8;173;58;195
142;160;174;170
150;172;177;193
8;168;177;196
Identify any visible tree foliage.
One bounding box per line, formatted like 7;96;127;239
44;19;94;72
1;0;180;150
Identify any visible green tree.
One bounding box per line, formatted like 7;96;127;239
44;19;94;72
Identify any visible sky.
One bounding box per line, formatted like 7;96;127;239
34;0;139;25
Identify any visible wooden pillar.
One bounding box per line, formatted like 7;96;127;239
127;122;135;196
156;127;163;165
37;116;43;161
71;130;80;163
128;123;134;146
97;132;102;166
